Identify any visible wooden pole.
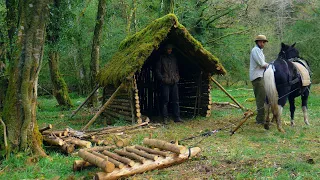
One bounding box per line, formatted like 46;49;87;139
230;111;254;135
84;145;117;152
82;83;123;131
114;149;146;164
125;147;158;161
210;77;246;111
78;150;115;173
102;150;135;167
143;138;186;154
70;84;100;118
134;145;168;157
91;151;125;169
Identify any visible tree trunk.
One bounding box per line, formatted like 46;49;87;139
2;0;49;155
88;0;107;107
48;51;73;108
47;0;73;108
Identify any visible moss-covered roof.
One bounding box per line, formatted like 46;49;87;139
98;14;226;86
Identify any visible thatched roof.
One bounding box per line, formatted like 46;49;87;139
98;14;226;86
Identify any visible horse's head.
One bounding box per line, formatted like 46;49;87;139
278;42;299;60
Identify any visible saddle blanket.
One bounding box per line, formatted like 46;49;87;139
292;62;311;86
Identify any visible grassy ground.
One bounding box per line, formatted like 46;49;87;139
0;84;319;180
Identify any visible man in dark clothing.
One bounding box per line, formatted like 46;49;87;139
156;44;182;124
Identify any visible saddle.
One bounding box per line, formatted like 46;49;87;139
290;58;311;86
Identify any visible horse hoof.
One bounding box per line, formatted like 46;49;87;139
305;121;310;125
264;124;270;130
291;122;295;127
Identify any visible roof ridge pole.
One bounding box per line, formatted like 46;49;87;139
210;76;246;111
81;83;123;131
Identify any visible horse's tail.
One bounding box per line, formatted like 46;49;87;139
264;65;279;115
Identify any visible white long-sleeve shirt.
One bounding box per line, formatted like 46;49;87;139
249;45;267;81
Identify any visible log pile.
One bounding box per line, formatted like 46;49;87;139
41;122;153;154
74;138;201;180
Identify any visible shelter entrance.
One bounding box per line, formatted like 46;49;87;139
135;44;212;120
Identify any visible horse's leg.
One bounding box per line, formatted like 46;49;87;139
301;90;310;125
276;105;285;133
264;103;270;130
289;96;295;127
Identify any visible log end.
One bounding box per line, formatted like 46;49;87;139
105;161;115;173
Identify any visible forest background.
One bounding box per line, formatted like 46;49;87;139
1;0;319;99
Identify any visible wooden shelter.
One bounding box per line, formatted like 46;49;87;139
98;14;226;123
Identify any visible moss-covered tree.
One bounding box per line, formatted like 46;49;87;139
47;0;73;108
88;0;107;107
2;0;49;155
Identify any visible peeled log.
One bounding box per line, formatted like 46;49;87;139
115;138;129;147
125;147;158;161
78;150;115;173
73;160;94;171
114;149;145;164
94;147;201;180
91;151;124;169
143;138;186;154
43;136;65;146
61;143;75;154
65;138;92;148
134;145;168;157
84;145;116;152
102;150;135;167
39;124;52;133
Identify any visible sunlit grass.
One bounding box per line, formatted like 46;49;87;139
1;84;319;179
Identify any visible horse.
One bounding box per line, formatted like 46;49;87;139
263;42;311;132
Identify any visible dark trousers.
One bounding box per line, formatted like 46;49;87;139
161;83;180;120
252;77;266;123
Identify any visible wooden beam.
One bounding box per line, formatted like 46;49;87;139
210;77;246;110
82;83;123;131
70;84;100;118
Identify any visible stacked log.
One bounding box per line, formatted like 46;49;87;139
73;138;201;180
41;122;150;154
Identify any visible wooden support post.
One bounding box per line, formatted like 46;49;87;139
102;150;135;167
114;149;146;164
230;111;254;135
78;150;115;173
210;77;246;110
70;84;100;118
82;84;123;131
125;147;158;160
143;138;186;154
134;145;168;157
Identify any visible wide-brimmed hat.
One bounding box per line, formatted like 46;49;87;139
255;35;268;42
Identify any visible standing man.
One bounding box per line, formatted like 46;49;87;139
250;35;269;125
156;44;183;124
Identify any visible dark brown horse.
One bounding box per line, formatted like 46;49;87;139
263;43;311;132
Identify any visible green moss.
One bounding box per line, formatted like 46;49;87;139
98;14;226;87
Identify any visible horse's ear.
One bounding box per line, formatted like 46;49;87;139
291;42;296;47
281;42;286;49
